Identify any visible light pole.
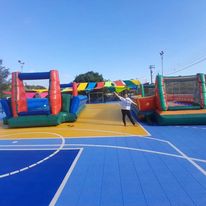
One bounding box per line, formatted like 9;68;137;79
149;65;155;84
160;51;164;76
18;60;25;72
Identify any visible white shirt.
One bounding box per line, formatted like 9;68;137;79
118;97;134;110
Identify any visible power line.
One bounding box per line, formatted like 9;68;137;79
167;56;206;75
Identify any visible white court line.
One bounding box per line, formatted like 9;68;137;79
66;128;140;136
175;126;206;130
0;117;151;137
1;134;206;164
66;143;206;164
0;144;182;158
70;138;206;176
0;147;83;151
167;141;206;176
1;143;206;164
0;132;65;179
1;131;206;176
143;136;206;176
0;134;140;141
49;148;83;206
0;144;60;147
135;121;151;136
0;128;147;140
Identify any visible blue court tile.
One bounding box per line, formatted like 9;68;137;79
76;148;105;206
143;152;200;206
56;147;101;206
67;136;120;146
0;149;79;206
117;149;147;206
144;125;206;160
166;157;206;205
0;150;54;173
100;147;125;206
129;150;171;206
198;162;206;171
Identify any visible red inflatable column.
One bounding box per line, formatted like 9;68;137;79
11;72;27;117
49;70;62;115
72;82;78;96
11;72;18;117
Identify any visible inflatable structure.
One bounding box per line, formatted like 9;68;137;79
61;79;141;93
0;70;87;128
135;73;206;125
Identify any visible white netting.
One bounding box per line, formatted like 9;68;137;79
164;76;200;106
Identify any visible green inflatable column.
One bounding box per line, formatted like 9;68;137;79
198;73;206;108
156;74;167;111
140;84;145;97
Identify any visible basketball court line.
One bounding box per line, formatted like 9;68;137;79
0;132;66;179
0;127;149;138
0;127;149;137
0;132;206;176
1;143;206;164
0;146;83;205
0;134;139;140
135;121;151;136
66;128;139;136
0;131;206;205
144;136;206;176
49;148;83;206
176;125;206;130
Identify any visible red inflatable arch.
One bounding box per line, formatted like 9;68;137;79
11;70;61;117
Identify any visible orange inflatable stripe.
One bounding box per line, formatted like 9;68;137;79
157;109;206;115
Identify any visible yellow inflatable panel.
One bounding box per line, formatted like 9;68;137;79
77;83;88;91
0;104;149;139
131;79;141;85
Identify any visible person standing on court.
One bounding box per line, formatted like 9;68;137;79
114;92;137;127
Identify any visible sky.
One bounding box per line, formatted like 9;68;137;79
1;0;206;86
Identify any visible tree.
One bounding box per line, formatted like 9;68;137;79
74;71;104;82
0;60;10;98
25;84;46;90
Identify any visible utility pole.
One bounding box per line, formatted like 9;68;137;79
18;60;25;72
160;51;164;76
149;65;155;84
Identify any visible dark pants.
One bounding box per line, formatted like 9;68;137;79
121;109;135;126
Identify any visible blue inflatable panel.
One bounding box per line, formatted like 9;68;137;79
86;82;96;90
18;98;50;116
60;83;73;88
27;98;50;112
0;113;5;120
70;95;87;116
0;99;12;118
19;72;50;80
19;110;50;116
